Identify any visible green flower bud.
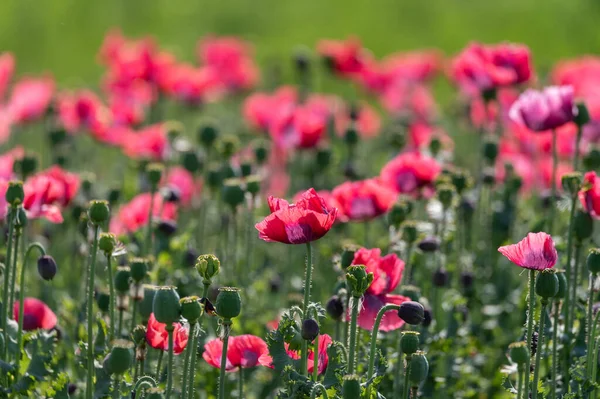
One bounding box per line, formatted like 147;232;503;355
222;178;245;209
575;102;591;127
340;243;360;269
436;184;455;210
245;175;261;196
132;325;147;345
107;340;134;375
5;181;24;206
535;269;559;299
130;258;149;283
147;163;164;188
402;221;419;244
482;139;498;164
342;375;361;399
216;287;242;320
555;270;567;299
398;301;425;325
139;285;159;321
195;254;220;284
114;267;131;294
198;123;219;148
508;341;530;365
180;296;202;323
409;351;429;385
97;292;110;313
561;172;583;196
88;200;110;225
254;142;268;165
182;151;202;174
345;265;374;297
152;286;181;325
98;233;117;255
400;331;420;355
574;210;594;242
588;249;600;274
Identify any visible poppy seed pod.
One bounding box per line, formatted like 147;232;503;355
402;221;419;244
508;341;529;365
575;102;591;127
139;285;159;321
222;179;246;209
432;268;449;287
437;185;455;210
215;287;242;319
108;187;121;206
88;200;110;225
482;139;499;164
181;151;202;174
106;340;134;375
589;249;600;274
98;233;117;255
409;352;429;385
5;181;24;206
345;265;374;297
97;292;110;313
130;258;149;283
574;210;594;242
561;172;582;196
429;137;442;157
422;307;433;328
146;163;164;188
146;388;166;399
196;254;221;284
254;143;268;165
451;169;472;195
114;267;131;294
460;271;474;291
400;331;421;355
417;236;440;253
157;220;177;237
198;123;219;148
555;270;567;299
180;296;202;323
535;269;559;299
246;175;261;196
293;48;311;73
301;319;319;341
316;147;332;170
81;173;95;194
326;295;344;321
340;244;360;269
397;301;425;325
152;286;181;325
37;255;57;281
132;325;147;345
342;375;361;399
387;199;413;227
240;162;253;178
219;135;241;159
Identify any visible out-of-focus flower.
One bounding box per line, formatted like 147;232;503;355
509;86;575;132
0;147;23;181
7;76;55;123
57;90;111;134
255;188;337;244
110;192;178;235
350;248;409;331
0;53;15;100
203;334;268;371
162;64;222;105
121;124;169;161
334;101;381;139
13;297;57;331
162;166;201;206
29;166;81;207
146;313;188;355
317;37;371;78
380;82;437;120
380;152;441;196
243;86;297;132
579;171;600;219
407;123;454;151
498;232;558;270
331;179;397;222
258;334;332;375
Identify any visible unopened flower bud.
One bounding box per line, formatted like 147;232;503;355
409;351;429;385
196;254;220;284
423;307;433;328
398;301;425;325
181;296;202;323
400;331;420;355
326;295;344;321
432;268;448;288
37;255;57;281
153;286;181;324
88;200;110;225
342;375;361;399
301;319;319;341
108;187;121;206
575;102;591;127
508;341;529;365
346;265;374;297
157;220;177;237
460;271;474;292
216;287;242;319
132;325;147;345
240;162;252;178
429;137;442;157
535;269;559;299
6;181;24;206
417;236;440;253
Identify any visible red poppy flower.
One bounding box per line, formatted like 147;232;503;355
146;313;189;355
13;297;57;331
330;179;397;222
317;37;371;77
379;151;441;196
162;166;201;206
509;86;576;132
0;52;15;100
109;192;178;236
334;101;381;139
258;334;333;375
162;63;222;105
451;42;532;95
31;166;81;207
579;171;600;219
379;81;438;120
243;86;297;132
121;124;169;161
498;232;558;270
7;76;55;123
203;334;268;371
255;188;337;244
0;147;24;181
57;90;111;135
349;248;409;331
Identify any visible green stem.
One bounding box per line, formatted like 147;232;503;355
238;368;244;398
310;383;329;399
347;295;360;374
219;320;232;399
131;298;138;331
86;225;100;399
8;226;22;326
405;244;414;285
15;242;46;381
589;273;597;378
118;309;124;338
132;375;157;397
403;355;412;399
366;304;402;398
564;193;577;376
411;386;418;399
517;365;525;399
165;327;174;398
548;128;557;235
551;301;560;399
181;322;197;399
524;270;536;399
532;300;548;399
394;338;404;398
1;206;15;357
312;334;319;382
155;349;164;381
106;255;115;342
574;124;583;171
593;337;600;399
300;242;313;376
187;283;210;397
145;189;156;256
112;375;120;399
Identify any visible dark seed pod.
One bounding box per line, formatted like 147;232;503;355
417;237;440;253
301;319;319;341
422;307;433;328
37;255;57;281
460;271;474;291
397;301;425;325
160;186;181;203
326;295;344;321
157;220;178;237
432;268;448;288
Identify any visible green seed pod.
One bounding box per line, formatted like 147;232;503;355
588;249;600;274
206;164;223;191
398;301;425;325
165;121;184;142
240;162;252;177
81;172;95;194
387;198;413;228
340;243;360;269
561;172;583;196
402;221;419;244
400;286;421;302
508;341;529;365
98;233;117;255
198;123;219;148
400;331;421;355
345;265;374;297
108;187;121;206
436;184;455;210
245;175;261;196
146;388;165;399
575;102;591;127
222;178;245;209
182;150;202;174
574;210;594;242
316;147;332;170
107;340;134;375
219;135;240;159
195;254;221;284
152;286;181;325
88;200;110;225
451;169;472;195
535;269;559;299
139;285;159;321
146;163;164;188
97;292;110;313
409;351;429;385
132;325;147;345
130;258;149;283
114;267;131;294
181;296;202;323
5;181;24;206
342;375;361;399
254;142;268;165
215;287;242;319
482;139;499;164
555;270;567;299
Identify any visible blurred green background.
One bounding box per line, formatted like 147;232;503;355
1;0;599;86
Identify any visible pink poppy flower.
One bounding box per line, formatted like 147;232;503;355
29;166;80;207
110;192;178;236
121;124;169;161
0;53;15;100
258;333;332;375
203;334;268;371
330;179;397;222
13;297;57;331
579;171;600;219
162;166;201;206
57;90;111;134
334;101;381;139
162;63;222;104
0;147;23;181
317;37;371;78
509;86;576;132
243;87;297;132
146;313;189;355
498;232;558;270
7;76;55;123
380;151;442;196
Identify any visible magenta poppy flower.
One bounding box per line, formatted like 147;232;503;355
579;171;600;219
57;90;111;135
498;232;558;270
380;151;442;196
162;166;201;206
258;334;333;375
255;188;337;244
146;313;189;355
7;76;55;124
203;334;268;371
351;248;409;331
317;37;371;77
13;298;57;331
0;53;15;100
110;192;178;236
330;179;397;222
509;86;576;132
243;86;297;132
121;123;169;161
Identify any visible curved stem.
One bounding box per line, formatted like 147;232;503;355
106;254;115;341
403;355;412;399
347;295;360;375
532;300;548;399
15;242;46;381
524;270;536;399
300;242;313;376
86;224;100;399
219;320;232;399
132;375;157;397
165;327;174;398
551;301;560;399
310;383;329;399
1;206;15;359
366;303;402;398
155;349;164;381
